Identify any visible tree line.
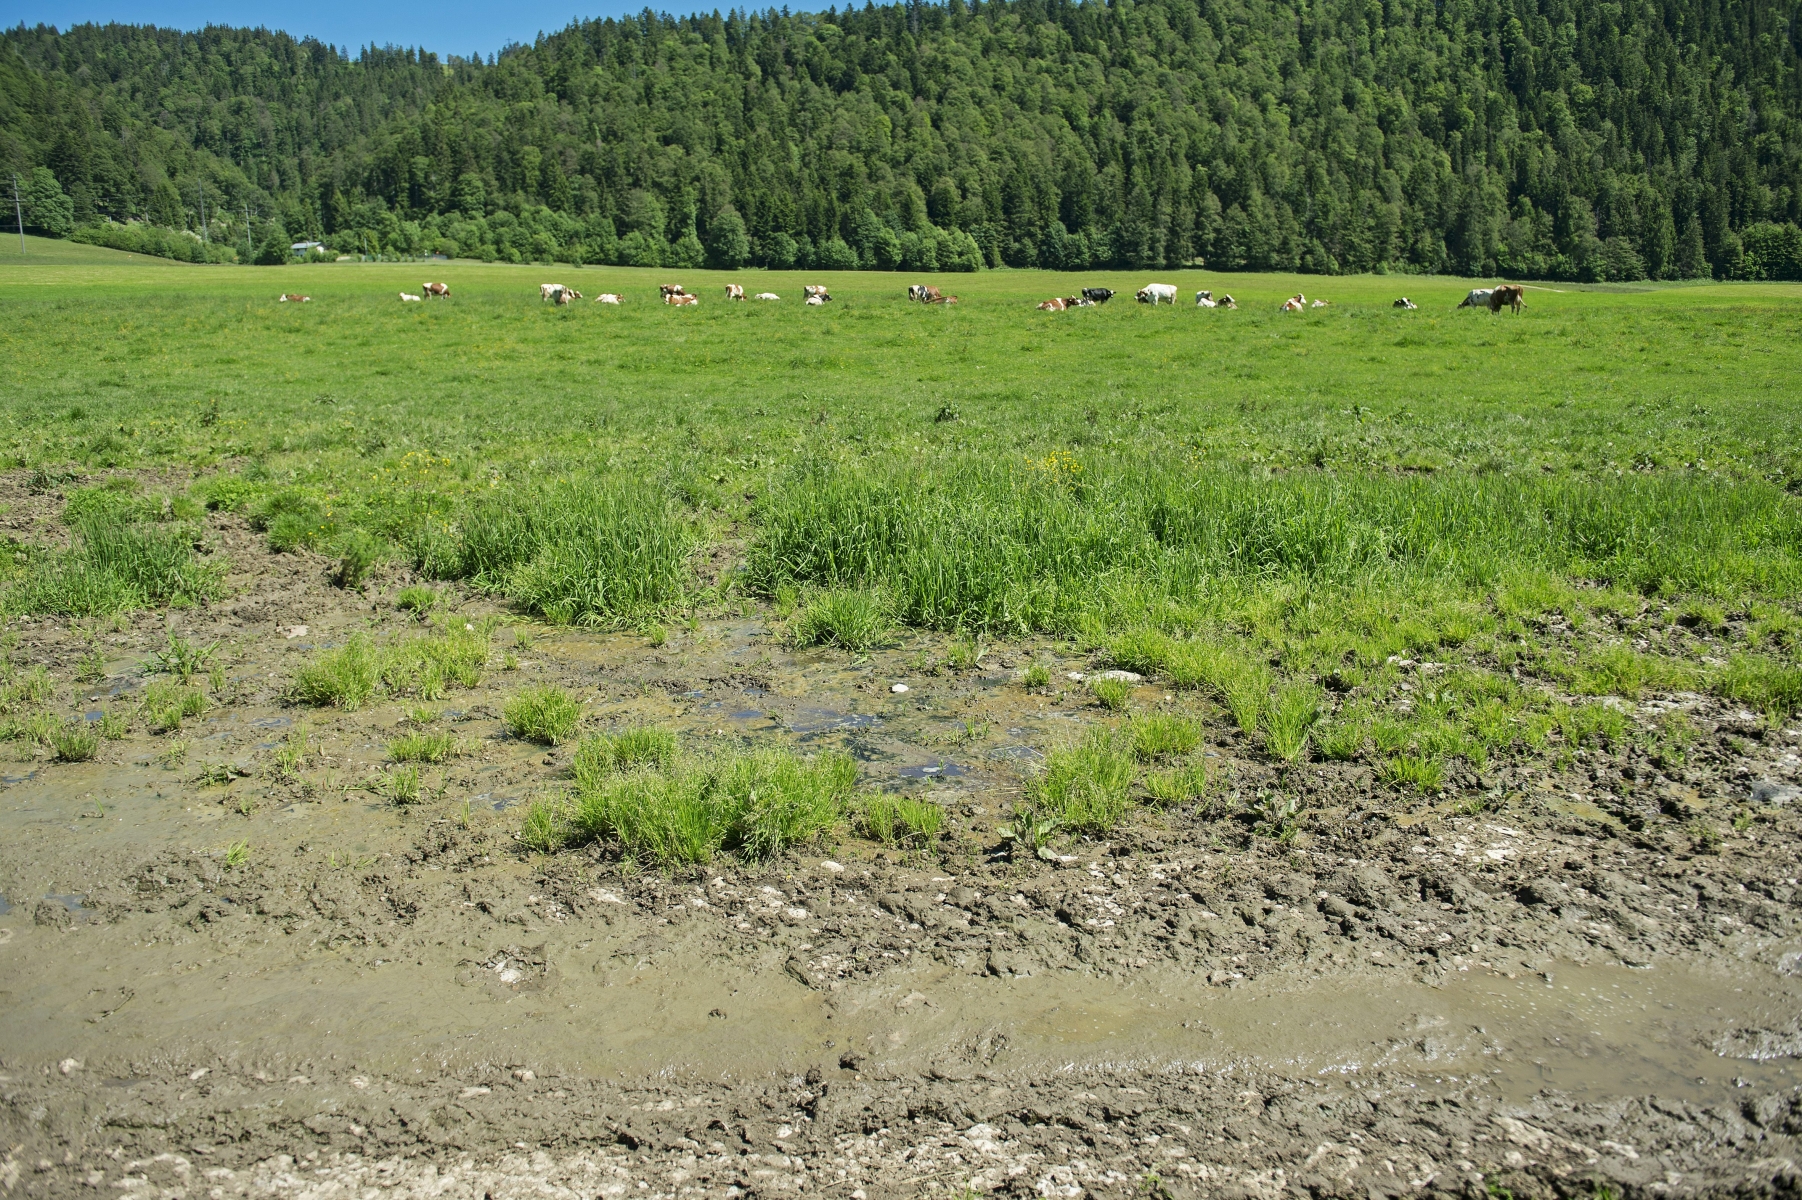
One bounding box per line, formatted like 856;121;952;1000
2;0;1800;279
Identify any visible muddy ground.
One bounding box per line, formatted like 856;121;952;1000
1;477;1801;1199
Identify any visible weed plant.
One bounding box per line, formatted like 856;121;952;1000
1143;761;1209;806
1265;683;1324;761
50;719;98;762
1021;661;1051;688
395;584;439;614
146;631;217;683
389;731;465;762
573;727;679;783
1130;714;1201;759
1014;728;1139;844
371;765;422;804
504;685;581;744
141;681;208;732
291;622;491;711
1091;677;1132;710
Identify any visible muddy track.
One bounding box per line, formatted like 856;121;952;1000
0;479;1800;1198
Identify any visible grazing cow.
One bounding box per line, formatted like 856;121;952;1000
422;282;450;298
594;293;623;304
1082;287;1115;304
1489;284;1526;313
666;292;698;306
277;294;309;302
725;284;745;301
1456;288;1494;309
1136;283;1178;304
754;292;780;301
400;292;423;302
1280;294;1306;312
541;283;567;301
1218;294;1237;309
1393;297;1418;309
555;287;578;306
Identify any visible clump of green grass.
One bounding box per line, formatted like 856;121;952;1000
141;680;208;732
389;730;466;763
271;725;307;780
1130;714;1200;760
1012;728;1138;845
223;840;250;868
423;481;691;626
573;726;679;783
548;746;855;865
504;685;581;745
1021;661;1051;689
1265;683;1323;762
1563;644;1692;698
4;508;222;617
50;719;99;762
1380;754;1444;791
1127;635;1274;735
1143;761;1209;806
370;764;422;805
395;584;439;614
945;633;983;671
1315;718;1366;761
792;589;887;652
291;623;491;711
332;529;381;590
1558;701;1628;747
862;794;945;847
1091;676;1132;710
1713;654;1802;719
146;630;217;683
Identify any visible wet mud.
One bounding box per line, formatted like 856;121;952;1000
1;482;1801;1197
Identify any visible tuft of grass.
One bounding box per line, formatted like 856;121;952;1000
1713;654;1802;719
573;726;679;783
6;513;223;617
552;746;855;865
389;730;466;763
1315;719;1366;761
290;637;380;710
1021;661;1051;689
50;719;99;762
1014;728;1138;842
1558;701;1628;747
395;584;439;614
98;708;128;739
1380;754;1444;791
1265;683;1323;762
370;765;422;805
156;738;189;768
793;589;887;652
404;703;440;724
1091;676;1132;710
75;644;107;683
945;633;984;671
271;725;307;780
141;680;208;732
503;685;581;745
1142;761;1209;806
1130;713;1201;760
291;624;491;711
426;481;691;626
332;530;381;590
862;794;946;847
223;840;250;868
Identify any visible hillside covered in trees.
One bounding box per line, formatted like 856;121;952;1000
2;0;1800;278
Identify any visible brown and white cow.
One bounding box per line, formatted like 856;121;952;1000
754;292;780;301
540;283;567;300
277;294;310;302
1037;297;1068;311
725;284;745;301
1280;293;1306;312
804;285;831;301
422;282;450;298
908;284;942;303
1218;294;1238;309
926;294;958;305
660;284;688;299
667;292;699;307
594;293;623;304
554;287;580;306
1489;284;1526;313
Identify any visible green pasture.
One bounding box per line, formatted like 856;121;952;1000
3;246;1800;761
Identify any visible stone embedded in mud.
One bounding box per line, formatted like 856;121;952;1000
1751;778;1801;806
1091;670;1143;683
890;683;909;693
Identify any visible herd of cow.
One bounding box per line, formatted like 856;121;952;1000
279;280;1532;314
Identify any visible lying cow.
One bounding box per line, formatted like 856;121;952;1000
400;292;423;302
1218;294;1237;308
804;285;831;301
555;287;580;306
1393;297;1418;309
666;292;698;306
1037;297;1068;311
754;292;780;301
660;284;687;299
1489;284;1526;313
423;282;450;299
1082;287;1115;304
594;293;623;304
926;294;958;305
725;284;745;301
1136;283;1177;304
1456;288;1494;309
1310;299;1329;308
805;294;825;307
1195;290;1216;308
908;284;939;302
277;294;309;303
541;283;567;300
1280;294;1306;312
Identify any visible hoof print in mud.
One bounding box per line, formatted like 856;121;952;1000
460;945;555;997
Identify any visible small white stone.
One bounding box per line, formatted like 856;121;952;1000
512;1068;535;1082
283;624;308;639
58;1058;81;1075
1092;669;1143;682
820;860;845;873
1066;671;1085;681
890;683;909;693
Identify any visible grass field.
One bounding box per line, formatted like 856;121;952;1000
2;246;1799;834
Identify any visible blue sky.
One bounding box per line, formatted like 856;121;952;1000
7;0;723;58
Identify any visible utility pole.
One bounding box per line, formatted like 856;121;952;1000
244;199;252;260
197;180;208;244
10;173;23;255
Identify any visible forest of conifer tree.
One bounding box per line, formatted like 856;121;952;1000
3;0;1800;278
